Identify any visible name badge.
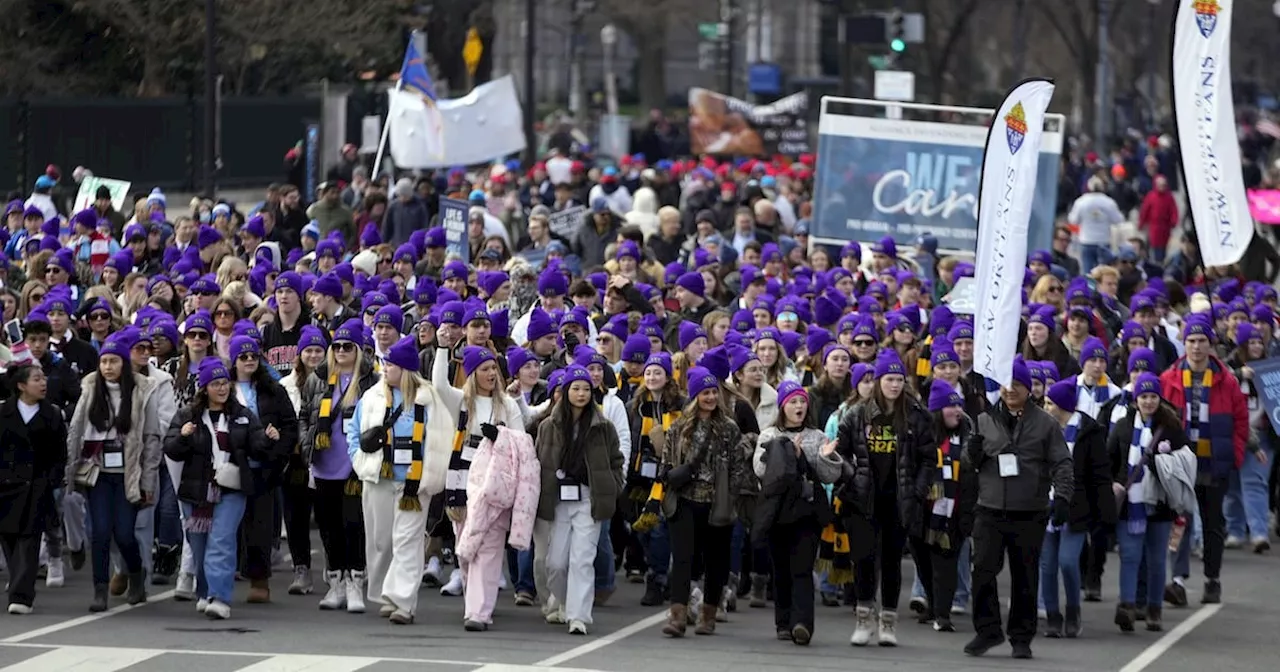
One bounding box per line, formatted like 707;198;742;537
941;465;952;480
394;449;414;465
560;484;581;501
998;453;1019;478
640;460;659;479
103;440;124;469
931;497;955;517
461;445;477;462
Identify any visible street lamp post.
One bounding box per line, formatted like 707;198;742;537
601;24;619;116
204;0;217;199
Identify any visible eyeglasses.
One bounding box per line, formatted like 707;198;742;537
332;342;358;353
132;343;153;353
853;339;876;347
185;331;211;341
206;379;230;388
88;312;111;322
236;352;259;362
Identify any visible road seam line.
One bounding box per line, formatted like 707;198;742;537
0;589;176;644
1118;603;1222;672
535;610;668;667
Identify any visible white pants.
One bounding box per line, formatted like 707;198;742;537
456;515;509;624
538;486;601;625
362;480;427;614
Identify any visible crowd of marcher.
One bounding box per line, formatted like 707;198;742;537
0;141;1276;660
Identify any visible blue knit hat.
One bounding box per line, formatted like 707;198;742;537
678;321;707;351
332;318;364;344
507;347;535;376
373;305;405;332
385;336;420;372
183;310;214;335
229;335;259;360
562;364;593;389
777;380;808;408
1079;336;1108;365
298;325;328;351
1183;313;1216;342
98;332;132;360
623;334;652;365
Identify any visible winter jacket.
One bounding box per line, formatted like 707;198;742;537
347;379;454;488
754;426;843;484
751;434;836;544
1106;407;1189;524
834;396;935;522
234;375;299;471
1138;189;1179;250
0;398;67;535
460;426;540;559
1060;412;1117;532
382;196;431;247
534;406;625;523
1158;356;1249;480
901;415;979;541
297;360;379;465
969;402;1074;512
163;399;268;501
65;373;163;504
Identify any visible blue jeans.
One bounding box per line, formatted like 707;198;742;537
911;537;970;608
154;468;183;547
506;544;536;596
88;473;142;586
1039;526;1087;613
181;492;247;603
639;517;670;581
1225;436;1273;540
593;519;615;591
1080;243;1110;274
1117;520;1172;608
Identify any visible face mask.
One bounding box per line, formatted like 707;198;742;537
199;211;212;223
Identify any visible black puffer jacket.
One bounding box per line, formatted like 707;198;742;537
297;359;378;464
1062;412;1117;532
901;415;979;540
163;399;268;500
237;374;300;471
835;395;935;524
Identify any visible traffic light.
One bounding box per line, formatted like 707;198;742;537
888;10;906;53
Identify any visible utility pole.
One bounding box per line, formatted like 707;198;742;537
1012;0;1027;82
1095;0;1112;146
569;0;593;118
524;0;536;162
721;0;734;96
203;0;217;198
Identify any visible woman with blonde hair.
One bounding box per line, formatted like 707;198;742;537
431;342;527;619
752;327;796;388
215;256;248;292
298;319;378;611
18;280;48;319
1030;274;1066;312
349;335;454;625
701;310;731;349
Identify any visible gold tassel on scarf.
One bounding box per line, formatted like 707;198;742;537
632;482;664;532
314;370;340;451
344;475;362;496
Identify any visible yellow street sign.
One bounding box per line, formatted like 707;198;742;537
463;28;483;76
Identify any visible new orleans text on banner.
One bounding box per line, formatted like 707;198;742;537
810;113;1062;252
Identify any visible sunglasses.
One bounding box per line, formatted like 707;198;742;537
45;267;65;275
132;343;153;353
30;294;45;304
365;308;379;316
185;331;211;341
236;352;259;362
853;339;876;347
89;312;111;322
1047;286;1063;294
195;290;218;297
895;324;914;333
379;258;393;265
214;310;236;318
332;342;358;353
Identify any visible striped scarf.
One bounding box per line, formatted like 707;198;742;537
816;496;854;585
379;389;427;512
629;398;680;500
313;370;341;451
925;433;963;550
1181;363;1214;469
446;407;482;510
1048;412;1081;532
1125;416;1152;534
1079;373;1114;404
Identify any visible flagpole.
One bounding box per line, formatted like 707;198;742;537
371;79;402;181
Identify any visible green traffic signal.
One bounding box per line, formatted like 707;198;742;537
890;38;906;52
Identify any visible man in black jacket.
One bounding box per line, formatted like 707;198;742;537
962;359;1074;660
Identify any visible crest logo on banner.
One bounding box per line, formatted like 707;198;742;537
1005;102;1028;155
1194;0;1220;37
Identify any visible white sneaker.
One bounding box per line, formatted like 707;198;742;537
318;571;346;610
541;593;560;617
175;572;196;601
1225;535;1245;549
440;569;464;596
7;603;31;615
545;606;567;624
346;571;367;613
204;599;230;620
687;586;704;625
877;610;898;647
45;557;64;588
951;603;968;615
422;556;443;586
850;605;876;646
196;598;209;613
568;619;587;635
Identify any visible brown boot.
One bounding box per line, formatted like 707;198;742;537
247;579;271;604
662;604;687;637
109;573;128;596
694;603;718;635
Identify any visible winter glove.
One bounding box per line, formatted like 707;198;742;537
1051;497;1070;528
480;423;499;442
665;463;695;489
965;432;985;464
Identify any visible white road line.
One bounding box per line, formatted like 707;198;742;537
1119;604;1222;672
0;590;176;644
534;611;667;668
233;653;383;672
0;645;163;671
0;643;480;667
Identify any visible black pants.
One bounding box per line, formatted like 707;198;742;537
1081;522;1110;591
282;480;313;569
313;478;365;571
1;534;40;607
909;536;960;619
1196;479;1228;580
668;499;731;606
971;507;1047;644
854;495;905;611
768;521;818;631
240;470;279;581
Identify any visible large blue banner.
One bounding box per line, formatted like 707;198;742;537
811;113;1062;253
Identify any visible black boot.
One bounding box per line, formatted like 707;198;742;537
1115;602;1135;632
1202;579;1222;604
640;573;665;607
1064;605;1083;638
1044;611;1064;638
1084;575;1102;602
126;572;147;605
152;544;179;585
89;584;109;612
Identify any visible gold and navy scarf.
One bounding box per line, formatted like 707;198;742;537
816;496;854;585
925;433;963;550
1181;363;1214;463
314;369;341;451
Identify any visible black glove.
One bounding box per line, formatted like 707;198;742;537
1051;497;1070;527
563;332;580;351
480;423;499;442
965;432;985;463
665;463;694;489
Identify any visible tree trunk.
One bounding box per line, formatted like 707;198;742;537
138;47;168;97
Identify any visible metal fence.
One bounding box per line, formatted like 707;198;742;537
0;96;323;196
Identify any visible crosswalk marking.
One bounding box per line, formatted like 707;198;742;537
0;645;162;671
234;654;383;672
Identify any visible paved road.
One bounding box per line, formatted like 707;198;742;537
0;540;1275;672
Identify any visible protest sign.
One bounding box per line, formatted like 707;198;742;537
1247;357;1280;436
438;196;469;263
549;206;584;240
72;176;131;213
688;88;809;156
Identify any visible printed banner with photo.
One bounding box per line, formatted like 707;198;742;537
688;88;809;156
810;112;1063;253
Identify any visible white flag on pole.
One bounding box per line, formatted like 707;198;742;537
973;78;1055;389
389;75;526;168
1171;0;1252;267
